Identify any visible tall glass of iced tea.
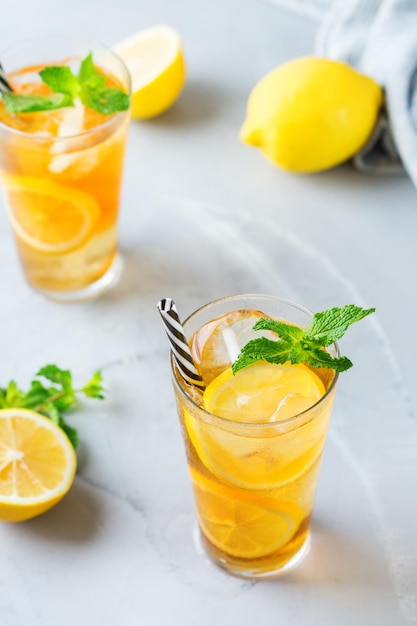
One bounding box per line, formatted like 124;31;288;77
0;37;130;301
171;294;338;579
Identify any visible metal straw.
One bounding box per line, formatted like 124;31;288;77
157;298;205;389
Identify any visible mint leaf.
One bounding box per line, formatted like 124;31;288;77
41;402;61;425
232;337;293;373
37;365;73;392
21;380;52;409
253;318;304;342
2;92;73;113
232;305;375;374
290;341;353;372
80;86;130;115
81;370;105;399
78;53;106;90
4;381;26;407
304;305;375;345
39;65;79;97
59;419;78;449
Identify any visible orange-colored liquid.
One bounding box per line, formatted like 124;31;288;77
174;311;336;578
0;60;129;294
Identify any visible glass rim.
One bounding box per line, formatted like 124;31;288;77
0;35;132;142
170;293;340;431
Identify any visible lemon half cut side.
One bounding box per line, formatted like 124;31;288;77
0;408;76;522
114;25;186;119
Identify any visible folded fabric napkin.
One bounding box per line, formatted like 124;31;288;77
269;0;417;185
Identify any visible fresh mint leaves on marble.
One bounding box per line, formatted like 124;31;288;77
0;365;105;448
232;304;375;374
3;53;130;114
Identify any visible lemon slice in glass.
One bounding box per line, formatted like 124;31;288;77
184;362;329;490
190;467;303;559
1;174;99;254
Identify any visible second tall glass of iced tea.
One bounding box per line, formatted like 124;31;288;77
0;37;131;301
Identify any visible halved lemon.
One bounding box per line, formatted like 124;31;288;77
0;408;76;522
114;25;186;119
1;174;99;254
190;467;303;559
183;362;329;489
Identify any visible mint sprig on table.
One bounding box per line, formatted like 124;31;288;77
2;53;130;114
232;304;375;374
0;365;105;449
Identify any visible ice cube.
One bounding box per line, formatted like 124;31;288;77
190;309;274;385
48;99;99;175
53;98;85;145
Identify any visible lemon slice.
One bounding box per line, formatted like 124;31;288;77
190;467;303;559
0;408;76;522
114;25;186;119
204;362;325;423
1;174;99;254
183;362;330;489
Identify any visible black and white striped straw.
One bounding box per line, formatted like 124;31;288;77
0;62;13;94
157;298;205;389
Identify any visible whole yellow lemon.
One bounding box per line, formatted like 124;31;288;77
240;56;383;173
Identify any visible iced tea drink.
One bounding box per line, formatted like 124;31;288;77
171;295;338;579
0;38;130;300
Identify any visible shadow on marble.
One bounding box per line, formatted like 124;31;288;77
93;248;155;304
131;78;226;128
277;518;392;591
146;510;389;593
97;245;207;305
8;479;103;545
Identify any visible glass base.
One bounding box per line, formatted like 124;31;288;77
32;254;124;303
198;530;311;581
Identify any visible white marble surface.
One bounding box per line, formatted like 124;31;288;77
1;1;417;624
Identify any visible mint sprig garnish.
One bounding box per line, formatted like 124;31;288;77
0;364;105;448
2;53;129;115
232;304;375;374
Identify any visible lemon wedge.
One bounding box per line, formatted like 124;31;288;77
0;409;76;522
114;25;186;119
1;174;99;254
